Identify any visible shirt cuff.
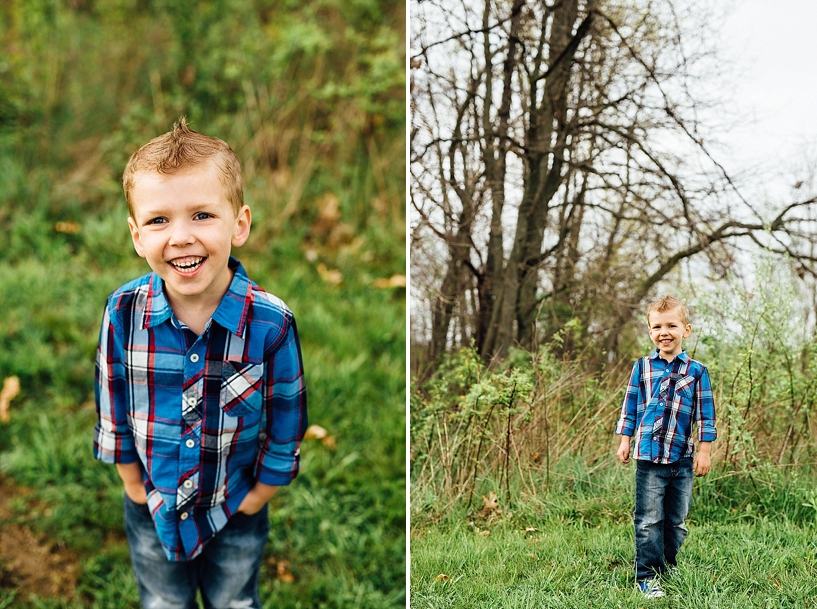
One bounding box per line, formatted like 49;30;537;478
254;452;300;486
93;425;139;464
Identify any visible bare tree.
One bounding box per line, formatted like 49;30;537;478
411;0;817;367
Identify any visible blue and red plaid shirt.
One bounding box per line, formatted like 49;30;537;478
615;349;716;463
94;257;307;561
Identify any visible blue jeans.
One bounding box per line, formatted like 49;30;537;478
633;458;694;581
124;494;270;609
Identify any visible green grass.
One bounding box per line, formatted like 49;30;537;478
0;241;405;608
411;519;817;608
0;0;405;604
410;459;817;608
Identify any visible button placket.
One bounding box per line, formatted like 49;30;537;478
178;346;204;520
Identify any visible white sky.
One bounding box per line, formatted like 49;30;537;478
719;0;817;200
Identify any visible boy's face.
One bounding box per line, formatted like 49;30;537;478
127;163;251;310
648;307;691;361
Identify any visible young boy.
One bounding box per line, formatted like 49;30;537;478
94;117;307;609
615;296;716;599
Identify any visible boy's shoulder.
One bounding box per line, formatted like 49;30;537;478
247;281;293;320
105;272;154;311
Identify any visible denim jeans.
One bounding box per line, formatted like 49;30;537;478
124;494;270;609
633;458;694;581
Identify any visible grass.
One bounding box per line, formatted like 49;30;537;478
0;228;405;608
0;1;405;606
410;457;817;608
411;518;817;608
0;241;405;608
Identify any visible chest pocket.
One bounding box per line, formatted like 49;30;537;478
673;374;696;409
220;360;264;417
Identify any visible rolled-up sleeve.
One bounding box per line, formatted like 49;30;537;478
694;366;717;442
94;302;138;464
255;315;308;486
615;359;641;436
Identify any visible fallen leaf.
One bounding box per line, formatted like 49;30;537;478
54;222;82;235
54;221;81;234
524;527;537;533
433;574;449;581
482;491;499;512
316;263;342;285
276;560;296;583
527;553;538;561
304;425;329;440
0;376;20;423
478;529;490;537
303;424;336;449
317;193;341;223
372;275;406;289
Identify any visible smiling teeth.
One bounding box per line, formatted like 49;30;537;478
169;257;205;270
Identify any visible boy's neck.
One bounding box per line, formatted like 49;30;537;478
163;269;235;336
657;349;683;363
170;301;217;336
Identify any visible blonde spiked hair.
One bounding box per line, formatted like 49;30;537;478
122;116;243;218
647;295;690;326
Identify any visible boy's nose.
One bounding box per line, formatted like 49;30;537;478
168;222;195;246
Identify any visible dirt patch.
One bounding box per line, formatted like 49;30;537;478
0;475;81;599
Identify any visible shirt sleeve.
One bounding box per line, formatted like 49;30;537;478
254;314;308;486
94;301;139;464
694;365;717;442
615;359;641;436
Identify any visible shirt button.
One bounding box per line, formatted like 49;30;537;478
180;512;189;520
185;439;195;448
187;397;197;407
190;353;199;363
183;480;194;489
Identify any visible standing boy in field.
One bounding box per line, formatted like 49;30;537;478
94;117;307;609
615;296;716;600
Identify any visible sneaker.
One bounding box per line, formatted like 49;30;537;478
637;579;665;599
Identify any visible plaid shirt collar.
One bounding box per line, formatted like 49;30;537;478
648;348;690;365
142;256;252;337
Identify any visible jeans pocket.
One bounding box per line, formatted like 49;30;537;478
228;504;270;532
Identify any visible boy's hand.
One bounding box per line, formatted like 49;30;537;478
616;436;631;464
693;441;712;477
124;482;148;504
236;482;280;516
116;462;148;504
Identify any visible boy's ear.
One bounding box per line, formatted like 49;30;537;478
127;217;147;258
231;205;252;247
683;324;692;338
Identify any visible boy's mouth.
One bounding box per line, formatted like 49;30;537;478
168;256;206;272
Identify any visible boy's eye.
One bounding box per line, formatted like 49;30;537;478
194;212;213;220
145;217;167;225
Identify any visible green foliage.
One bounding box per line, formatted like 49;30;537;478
411;344;624;516
683;254;817;468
